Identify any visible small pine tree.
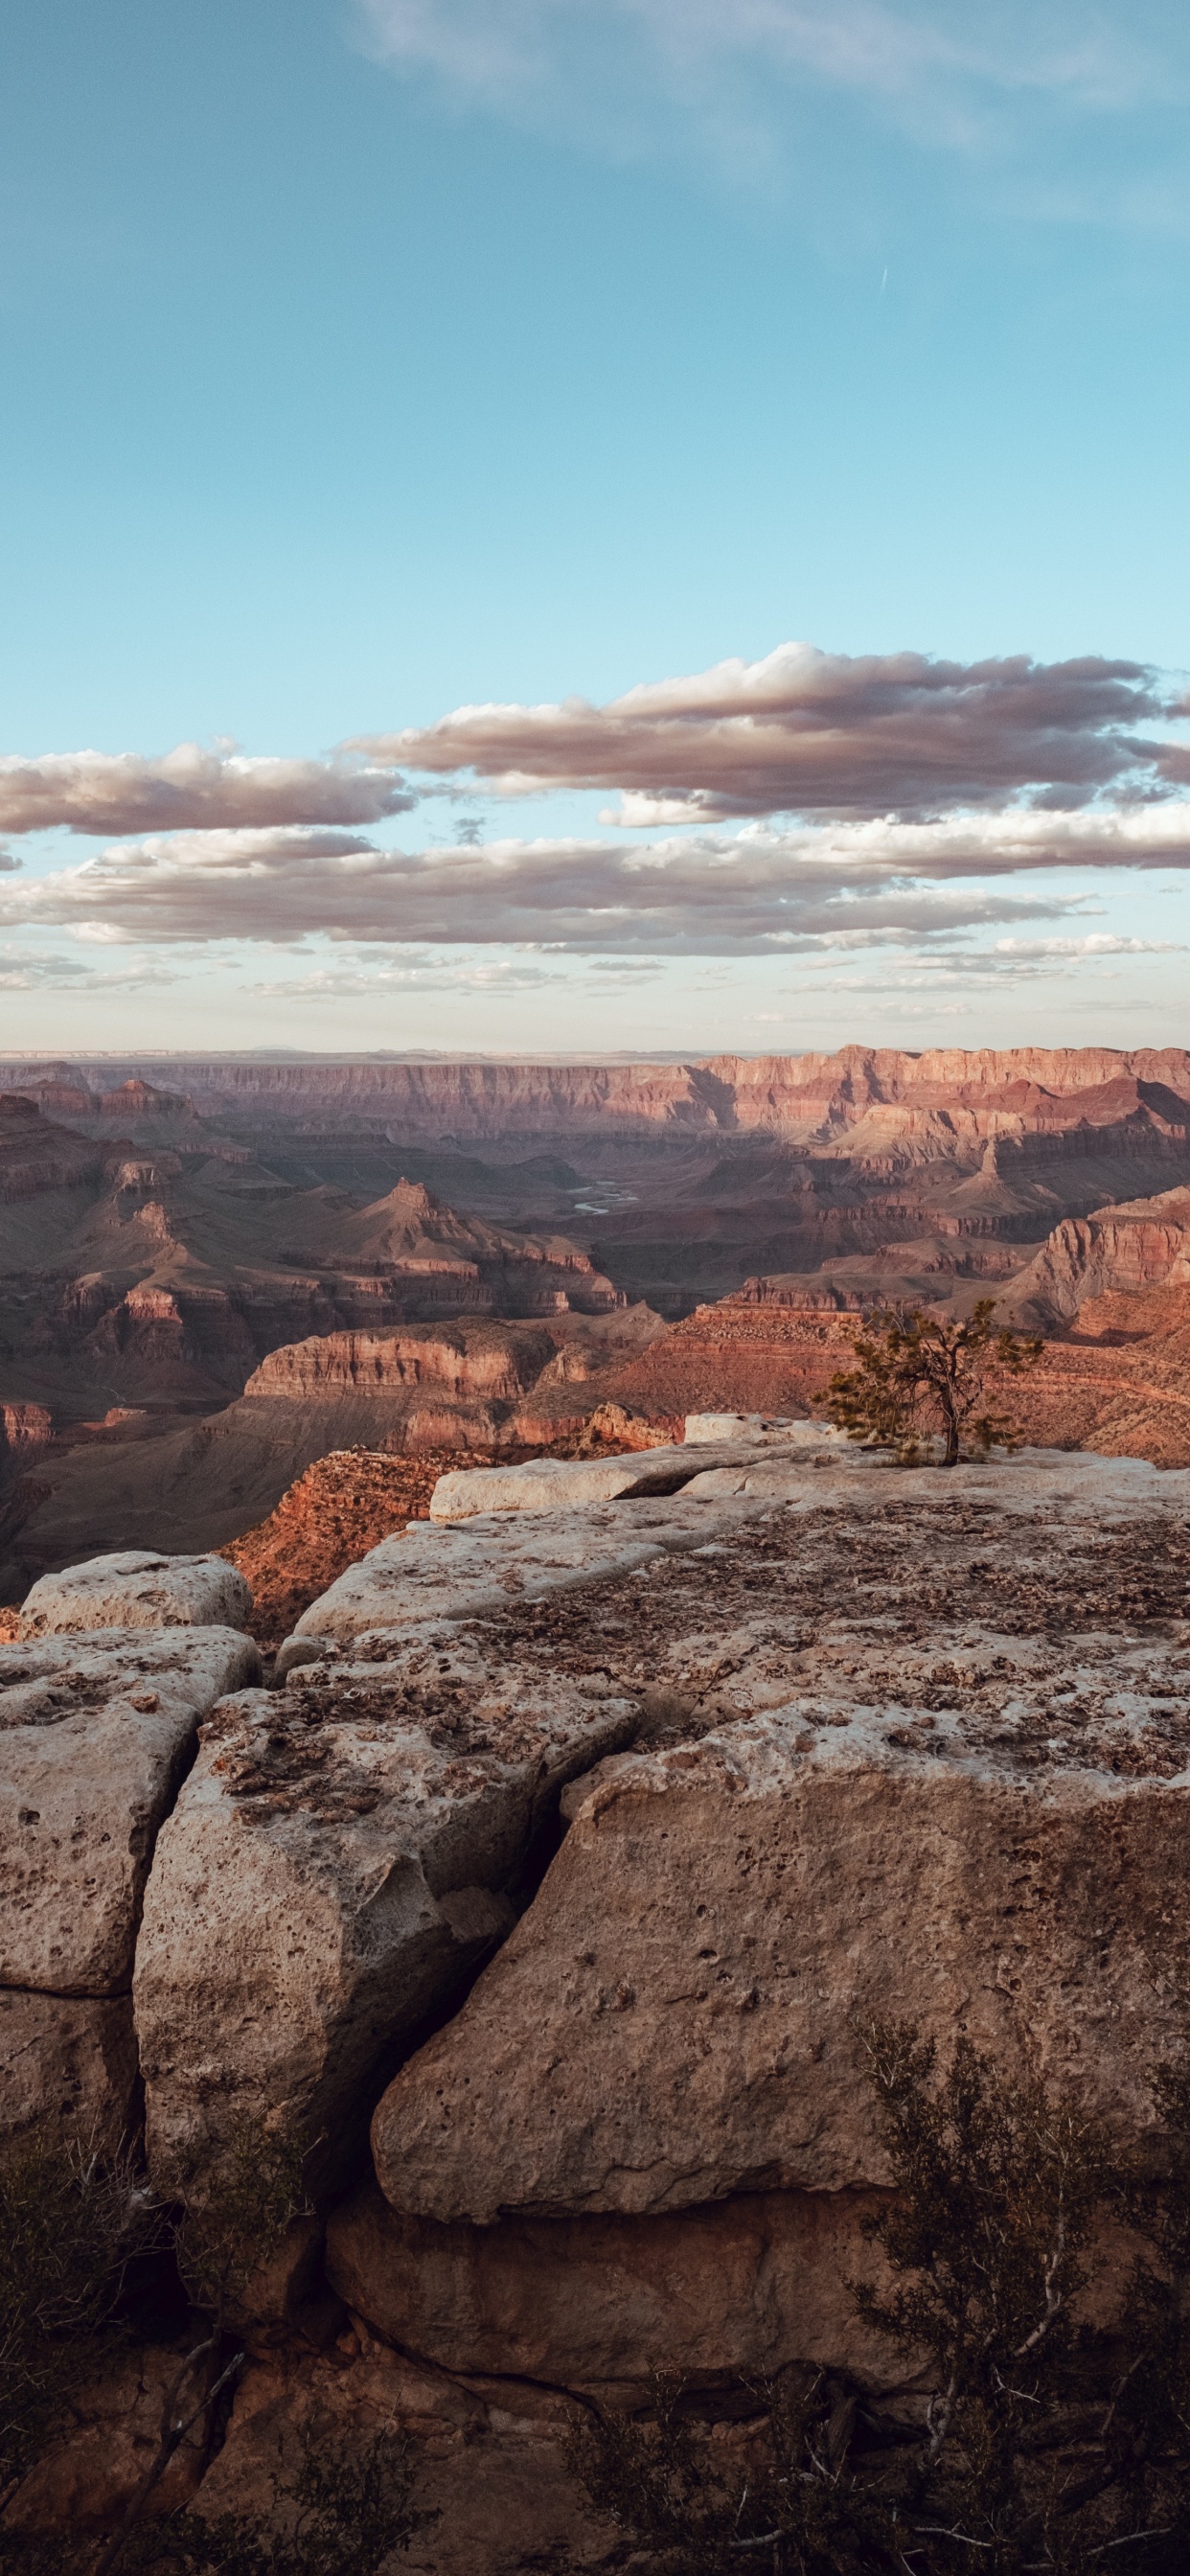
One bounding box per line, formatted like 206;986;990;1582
821;1300;1044;1467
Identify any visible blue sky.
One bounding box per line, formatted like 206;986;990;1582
1;0;1188;1058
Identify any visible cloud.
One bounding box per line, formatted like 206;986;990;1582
355;1;1187;177
1;803;1189;955
0;748;414;839
0;945;181;992
357;2;1176;120
352;643;1178;823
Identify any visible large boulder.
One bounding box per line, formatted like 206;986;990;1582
370;1450;1190;2228
134;1635;642;2196
18;1549;252;1637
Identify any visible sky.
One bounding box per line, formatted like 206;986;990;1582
1;0;1188;1061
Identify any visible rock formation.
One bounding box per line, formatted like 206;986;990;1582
7;1429;1190;2563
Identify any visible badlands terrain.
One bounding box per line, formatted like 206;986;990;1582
4;1424;1190;2567
4;1045;1190;1597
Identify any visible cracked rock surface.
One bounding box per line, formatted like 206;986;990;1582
17;1549;252;1637
370;1450;1190;2223
134;1638;641;2195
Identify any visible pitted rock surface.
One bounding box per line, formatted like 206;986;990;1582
134;1637;641;2193
276;1492;768;1670
0;1626;261;1996
370;1450;1190;2225
18;1550;253;1638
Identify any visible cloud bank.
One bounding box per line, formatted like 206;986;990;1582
0;747;413;839
355;644;1175;822
3;802;1189;954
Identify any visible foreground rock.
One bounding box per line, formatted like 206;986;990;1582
134;1638;641;2195
371;1450;1190;2244
18;1547;252;1637
0;1624;259;2148
275;1486;775;1671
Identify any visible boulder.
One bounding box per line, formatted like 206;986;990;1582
370;1451;1190;2226
134;1635;641;2196
0;1627;261;1995
18;1549;252;1637
0;1989;139;2154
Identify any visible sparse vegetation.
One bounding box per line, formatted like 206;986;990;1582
568;2025;1190;2573
820;1300;1045;1466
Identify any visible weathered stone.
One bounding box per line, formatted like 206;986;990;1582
275;1492;763;1673
0;1627;261;1995
3;2344;209;2536
327;2173;891;2395
427;1439;768;1520
134;1638;641;2195
18;1548;253;1636
371;1454;1190;2224
189;2347;618;2576
0;1988;139;2153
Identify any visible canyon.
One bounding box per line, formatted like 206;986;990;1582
5;1045;1190;1599
7;1048;1190;2564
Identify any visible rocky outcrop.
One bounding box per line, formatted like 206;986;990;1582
1008;1185;1190;1323
10;1433;1190;2563
133;1640;642;2194
274;1483;778;1671
0;1620;259;2147
18;1547;251;1637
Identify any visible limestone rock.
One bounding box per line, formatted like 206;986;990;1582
134;1638;641;2195
3;2344;209;2536
19;1548;253;1637
426;1439;768;1520
328;2174;891;2396
0;1989;139;2153
0;1626;260;1995
275;1492;763;1672
371;1452;1190;2224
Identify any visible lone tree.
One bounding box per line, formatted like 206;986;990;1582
821;1299;1044;1467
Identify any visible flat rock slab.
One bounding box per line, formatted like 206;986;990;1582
134;1640;641;2196
428;1440;780;1521
0;1988;139;2155
0;1627;261;1995
19;1550;252;1637
328;2174;891;2396
276;1494;765;1672
371;1453;1190;2223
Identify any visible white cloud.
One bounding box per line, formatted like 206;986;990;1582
354;641;1179;822
0;750;413;840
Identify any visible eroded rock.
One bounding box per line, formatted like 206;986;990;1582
134;1638;641;2195
371;1455;1190;2225
275;1492;764;1672
18;1549;252;1637
0;1989;139;2154
327;2174;892;2396
0;1626;261;1995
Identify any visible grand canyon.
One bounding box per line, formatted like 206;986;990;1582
4;1045;1190;2568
